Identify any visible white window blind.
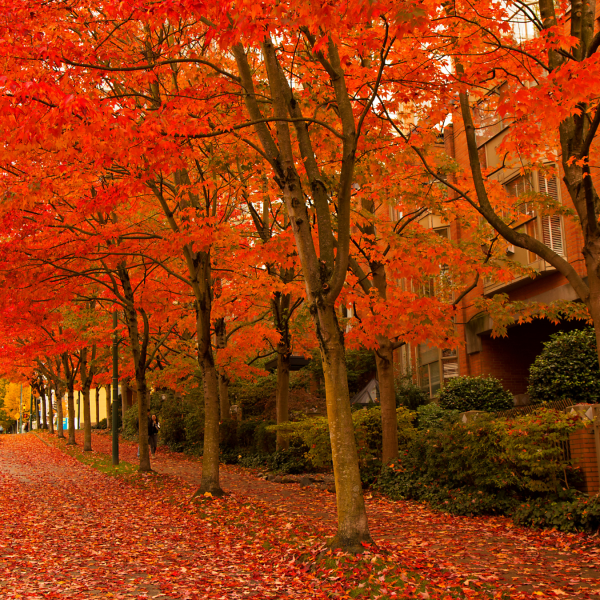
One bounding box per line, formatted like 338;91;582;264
538;172;564;256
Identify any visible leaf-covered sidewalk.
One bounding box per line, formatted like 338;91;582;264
82;431;600;598
3;432;600;599
0;434;327;600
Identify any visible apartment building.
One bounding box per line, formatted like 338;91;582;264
398;4;600;401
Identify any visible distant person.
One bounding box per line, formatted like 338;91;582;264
149;414;160;457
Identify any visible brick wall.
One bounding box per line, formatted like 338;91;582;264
569;426;599;494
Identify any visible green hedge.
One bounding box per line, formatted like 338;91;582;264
437;375;513;412
375;408;589;529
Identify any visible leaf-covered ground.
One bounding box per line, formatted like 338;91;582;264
2;433;599;599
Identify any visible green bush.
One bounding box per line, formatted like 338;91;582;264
267;447;310;474
395;381;429;410
513;493;600;533
437;375;513;412
375;408;585;527
237;419;260;448
416;403;460;430
528;327;600;404
238;453;268;469
499;409;584;493
254;420;276;453
122;405;139;440
95;418;108;430
269;407;416;471
159;396;189;452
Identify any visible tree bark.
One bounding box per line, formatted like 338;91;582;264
56;386;65;439
35;394;40;430
40;385;48;429
79;346;96;452
48;389;54;434
275;350;291;451
117;263;152;472
106;384;112;431
137;378;151;472
121;381;128;424
66;385;76;445
374;342;398;464
82;386;92;451
317;303;371;551
233;39;372;550
215;318;230;420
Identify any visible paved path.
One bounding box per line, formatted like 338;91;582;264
80;431;600;599
0;434;325;600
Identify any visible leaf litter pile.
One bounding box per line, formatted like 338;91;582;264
1;434;599;599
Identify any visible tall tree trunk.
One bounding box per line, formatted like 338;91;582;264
234;39;372;550
118;263;152;473
35;394;40;430
82;387;92;451
121;382;128;425
56;387;65;439
218;374;229;421
275;350;291;451
215;318;230;420
374;340;398;464
67;385;76;445
41;385;48;429
317;304;371;551
106;384;112;431
137;378;151;471
193;251;222;496
48;389;54;434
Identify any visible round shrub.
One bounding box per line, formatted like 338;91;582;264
438;375;513;412
528;328;600;404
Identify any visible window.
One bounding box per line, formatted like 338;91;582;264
502;168;564;260
418;344;459;396
538;172;564;256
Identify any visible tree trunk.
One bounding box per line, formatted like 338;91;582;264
67;385;76;445
316;303;371;551
218;374;229;421
40;386;48;429
121;382;128;425
56;388;65;439
215;317;230;420
275;351;291;451
199;356;221;495
82;385;92;451
137;379;151;472
35;395;40;430
48;389;54;434
374;341;398;465
106;384;112;431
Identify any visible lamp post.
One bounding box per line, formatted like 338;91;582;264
77;390;81;430
112;309;120;466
